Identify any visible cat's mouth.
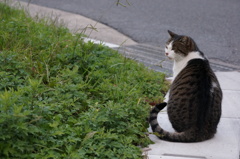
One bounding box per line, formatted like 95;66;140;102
166;56;173;60
165;53;173;60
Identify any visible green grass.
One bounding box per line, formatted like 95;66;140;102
0;2;168;159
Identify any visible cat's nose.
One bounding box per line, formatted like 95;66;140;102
165;52;169;56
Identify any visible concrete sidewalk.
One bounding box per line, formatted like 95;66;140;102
6;1;240;159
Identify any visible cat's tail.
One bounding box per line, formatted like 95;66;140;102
149;102;201;142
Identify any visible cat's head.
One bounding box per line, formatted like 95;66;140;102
165;30;199;60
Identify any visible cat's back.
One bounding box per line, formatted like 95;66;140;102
168;58;222;132
170;58;214;96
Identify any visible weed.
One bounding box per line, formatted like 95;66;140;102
0;2;167;158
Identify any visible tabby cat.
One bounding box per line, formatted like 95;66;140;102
149;30;222;142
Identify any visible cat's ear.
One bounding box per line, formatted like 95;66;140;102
168;30;177;38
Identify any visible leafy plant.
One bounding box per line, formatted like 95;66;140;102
0;2;168;158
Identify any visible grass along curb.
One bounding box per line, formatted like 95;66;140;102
0;2;168;158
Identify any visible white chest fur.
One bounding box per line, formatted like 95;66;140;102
172;51;204;80
164;51;204;103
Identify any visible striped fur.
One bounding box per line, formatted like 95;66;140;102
149;31;222;142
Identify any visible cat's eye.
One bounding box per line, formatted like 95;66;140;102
166;46;168;49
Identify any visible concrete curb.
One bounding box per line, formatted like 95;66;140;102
7;0;137;46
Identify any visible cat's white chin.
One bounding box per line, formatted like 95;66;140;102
166;56;173;60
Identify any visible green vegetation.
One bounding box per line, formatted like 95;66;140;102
0;2;167;158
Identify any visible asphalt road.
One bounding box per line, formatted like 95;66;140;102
20;0;240;66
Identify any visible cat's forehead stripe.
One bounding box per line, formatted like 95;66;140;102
167;41;173;49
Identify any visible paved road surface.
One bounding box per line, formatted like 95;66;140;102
20;0;240;66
